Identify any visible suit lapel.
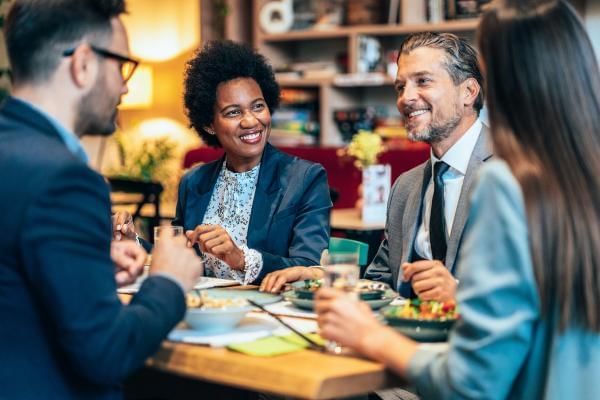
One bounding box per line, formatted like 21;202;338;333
445;125;493;272
192;157;224;224
396;161;431;288
248;144;283;248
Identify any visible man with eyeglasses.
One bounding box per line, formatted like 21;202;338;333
0;0;203;398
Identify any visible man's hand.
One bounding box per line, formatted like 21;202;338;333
402;260;457;301
260;266;324;293
151;228;203;293
111;240;147;287
186;224;245;270
112;211;137;241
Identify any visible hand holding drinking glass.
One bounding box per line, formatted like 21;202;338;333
320;251;360;354
151;226;203;293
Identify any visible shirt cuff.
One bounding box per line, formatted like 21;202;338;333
406;345;447;390
230;245;263;285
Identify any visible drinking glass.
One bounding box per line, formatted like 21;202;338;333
153;225;184;245
146;225;184;276
321;251;360;354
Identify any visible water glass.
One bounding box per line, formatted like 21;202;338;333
146;225;184;276
153;225;184;245
321;251;360;354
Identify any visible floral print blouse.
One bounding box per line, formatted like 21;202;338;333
201;161;263;284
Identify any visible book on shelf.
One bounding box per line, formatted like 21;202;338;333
401;0;427;24
446;0;492;19
280;88;318;104
428;0;445;23
388;0;400;24
273;109;314;123
395;0;487;24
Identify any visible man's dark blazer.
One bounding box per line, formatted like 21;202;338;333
0;97;186;399
173;143;332;282
364;126;492;292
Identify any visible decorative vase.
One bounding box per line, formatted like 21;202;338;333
359;164;391;224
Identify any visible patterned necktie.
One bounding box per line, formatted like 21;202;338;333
430;161;450;262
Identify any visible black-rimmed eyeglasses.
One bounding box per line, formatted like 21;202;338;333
63;45;139;83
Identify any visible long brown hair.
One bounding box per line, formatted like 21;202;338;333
478;0;600;331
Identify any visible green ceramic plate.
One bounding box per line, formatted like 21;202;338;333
284;285;396;311
294;286;385;301
292;279;389;299
381;305;457;342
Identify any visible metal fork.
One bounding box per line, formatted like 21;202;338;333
246;299;326;352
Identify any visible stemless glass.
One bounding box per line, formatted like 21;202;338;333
153;225;184;245
321;251;360;354
146;225;184;277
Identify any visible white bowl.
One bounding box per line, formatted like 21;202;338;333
184;306;253;334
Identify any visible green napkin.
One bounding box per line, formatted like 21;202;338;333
228;333;325;357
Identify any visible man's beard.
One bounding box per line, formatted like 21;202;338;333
74;73;119;137
407;108;462;144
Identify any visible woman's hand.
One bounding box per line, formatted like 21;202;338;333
112;211;137;241
260;266;324;293
186;224;245;270
315;288;420;375
314;288;383;353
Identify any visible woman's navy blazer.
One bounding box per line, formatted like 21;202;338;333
173;143;332;282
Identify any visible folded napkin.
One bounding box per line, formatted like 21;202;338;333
227;333;325;357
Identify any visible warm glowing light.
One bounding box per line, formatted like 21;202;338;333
120;65;153;109
122;0;200;62
137;118;199;148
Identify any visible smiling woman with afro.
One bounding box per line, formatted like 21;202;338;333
161;40;333;285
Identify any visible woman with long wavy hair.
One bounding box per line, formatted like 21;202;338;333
315;1;600;398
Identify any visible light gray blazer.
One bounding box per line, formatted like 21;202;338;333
364;126;492;291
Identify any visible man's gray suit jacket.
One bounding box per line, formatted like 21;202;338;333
364;126;492;291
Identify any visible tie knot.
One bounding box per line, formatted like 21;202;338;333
434;161;450;180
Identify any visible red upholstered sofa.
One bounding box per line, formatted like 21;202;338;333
183;145;430;209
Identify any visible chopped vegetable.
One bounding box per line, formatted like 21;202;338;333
388;299;459;321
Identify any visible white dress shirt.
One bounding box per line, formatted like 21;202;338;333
414;118;483;260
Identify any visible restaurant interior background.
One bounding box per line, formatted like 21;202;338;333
1;0;599;228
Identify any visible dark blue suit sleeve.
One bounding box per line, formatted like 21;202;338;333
19;164;185;386
257;163;331;279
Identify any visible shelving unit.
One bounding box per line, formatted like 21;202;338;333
252;0;479;145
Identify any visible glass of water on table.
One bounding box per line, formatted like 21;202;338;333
321;251;360;354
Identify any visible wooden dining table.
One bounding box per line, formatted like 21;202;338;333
148;340;399;399
121;289;402;399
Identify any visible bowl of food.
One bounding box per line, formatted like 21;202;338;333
293;279;386;301
382;299;459;342
285;279;395;310
184;291;253;334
